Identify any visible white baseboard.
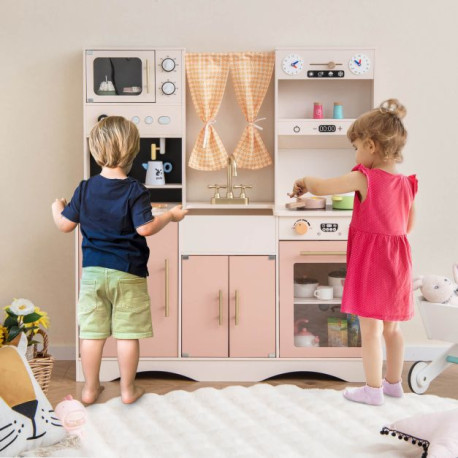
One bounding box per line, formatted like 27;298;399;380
49;345;75;360
51;344;450;363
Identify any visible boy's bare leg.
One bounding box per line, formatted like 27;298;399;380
117;339;144;404
80;339;106;404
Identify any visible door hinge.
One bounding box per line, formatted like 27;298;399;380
182;255;189;260
268;255;276;261
182;352;190;357
268;352;276;358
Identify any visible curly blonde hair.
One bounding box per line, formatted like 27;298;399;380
347;99;407;162
89;116;140;169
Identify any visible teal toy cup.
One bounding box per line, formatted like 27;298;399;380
333;102;343;119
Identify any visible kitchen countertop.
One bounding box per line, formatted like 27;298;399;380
274;204;353;217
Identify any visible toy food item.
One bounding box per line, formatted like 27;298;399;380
54;395;87;437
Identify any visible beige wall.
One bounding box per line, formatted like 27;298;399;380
1;0;457;356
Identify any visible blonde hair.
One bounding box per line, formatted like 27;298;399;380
89;116;140;169
347;99;407;162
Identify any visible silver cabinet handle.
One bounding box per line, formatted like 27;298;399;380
219;290;223;326
165;259;169;317
235;290;240;326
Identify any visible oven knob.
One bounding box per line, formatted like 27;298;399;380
294;220;309;235
161;58;176;72
161;82;176;95
131;116;140;125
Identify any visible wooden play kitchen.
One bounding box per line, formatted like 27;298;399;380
77;47;375;382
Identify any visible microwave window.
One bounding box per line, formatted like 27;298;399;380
93;57;143;96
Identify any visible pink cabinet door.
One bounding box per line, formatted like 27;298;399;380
181;256;229;357
101;223;179;357
142;223;179;357
229;256;276;357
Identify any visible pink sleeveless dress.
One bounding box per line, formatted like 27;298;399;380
340;164;418;321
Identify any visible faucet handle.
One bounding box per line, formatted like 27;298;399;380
233;184;253;198
208;184;226;198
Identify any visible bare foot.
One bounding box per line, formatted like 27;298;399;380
121;384;145;404
81;385;105;405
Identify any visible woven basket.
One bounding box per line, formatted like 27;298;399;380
27;329;54;395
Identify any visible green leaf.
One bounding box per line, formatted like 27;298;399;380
6;326;22;342
5;309;18;318
4;316;18;328
22;313;42;324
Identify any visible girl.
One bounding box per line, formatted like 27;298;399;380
290;99;417;406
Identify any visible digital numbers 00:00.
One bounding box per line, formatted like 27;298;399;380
318;125;337;133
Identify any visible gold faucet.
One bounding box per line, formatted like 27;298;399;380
226;154;237;199
208;154;251;205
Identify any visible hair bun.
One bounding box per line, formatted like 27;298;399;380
379;99;406;119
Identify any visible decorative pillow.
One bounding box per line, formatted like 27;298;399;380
381;408;458;458
0;344;66;456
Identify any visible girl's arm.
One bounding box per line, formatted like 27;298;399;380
291;171;368;199
407;203;415;234
52;199;78;233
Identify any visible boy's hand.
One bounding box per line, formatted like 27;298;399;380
52;198;68;211
288;178;307;198
169;205;188;222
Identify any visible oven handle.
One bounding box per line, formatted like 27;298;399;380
146;59;150;94
300;251;346;256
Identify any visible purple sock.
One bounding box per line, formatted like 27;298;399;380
343;385;384;406
382;379;404;397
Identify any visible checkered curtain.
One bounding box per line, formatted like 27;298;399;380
185;53;230;170
230;52;274;169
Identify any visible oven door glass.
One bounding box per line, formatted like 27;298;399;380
279;240;362;357
85;50;156;103
93;57;143;97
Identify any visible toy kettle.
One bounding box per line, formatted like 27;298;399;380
142;161;165;186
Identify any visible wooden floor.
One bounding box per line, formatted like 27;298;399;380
46;360;458;406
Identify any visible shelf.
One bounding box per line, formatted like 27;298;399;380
294;298;342;305
145;184;183;189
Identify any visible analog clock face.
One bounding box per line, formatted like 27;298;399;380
282;54;304;75
348;53;371;75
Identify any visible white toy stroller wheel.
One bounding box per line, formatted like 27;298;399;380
408;361;430;394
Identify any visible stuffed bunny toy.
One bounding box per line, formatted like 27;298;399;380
413;264;458;305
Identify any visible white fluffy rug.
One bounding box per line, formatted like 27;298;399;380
24;385;458;457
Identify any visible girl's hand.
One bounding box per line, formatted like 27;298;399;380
288;178;307;198
170;205;188;222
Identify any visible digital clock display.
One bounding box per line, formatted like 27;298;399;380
318;125;336;133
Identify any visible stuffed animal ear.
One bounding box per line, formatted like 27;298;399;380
453;264;458;283
9;333;28;355
412;276;424;291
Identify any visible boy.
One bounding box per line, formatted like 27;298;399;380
52;116;187;404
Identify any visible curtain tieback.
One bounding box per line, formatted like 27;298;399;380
248;117;266;131
203;119;217;148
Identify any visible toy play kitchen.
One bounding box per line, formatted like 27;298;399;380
76;47;375;383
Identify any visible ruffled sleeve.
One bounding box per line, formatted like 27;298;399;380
408;175;418;197
352;164;370;202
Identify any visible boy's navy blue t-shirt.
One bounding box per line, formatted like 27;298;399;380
62;175;153;277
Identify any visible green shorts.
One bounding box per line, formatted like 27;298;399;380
78;267;153;339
